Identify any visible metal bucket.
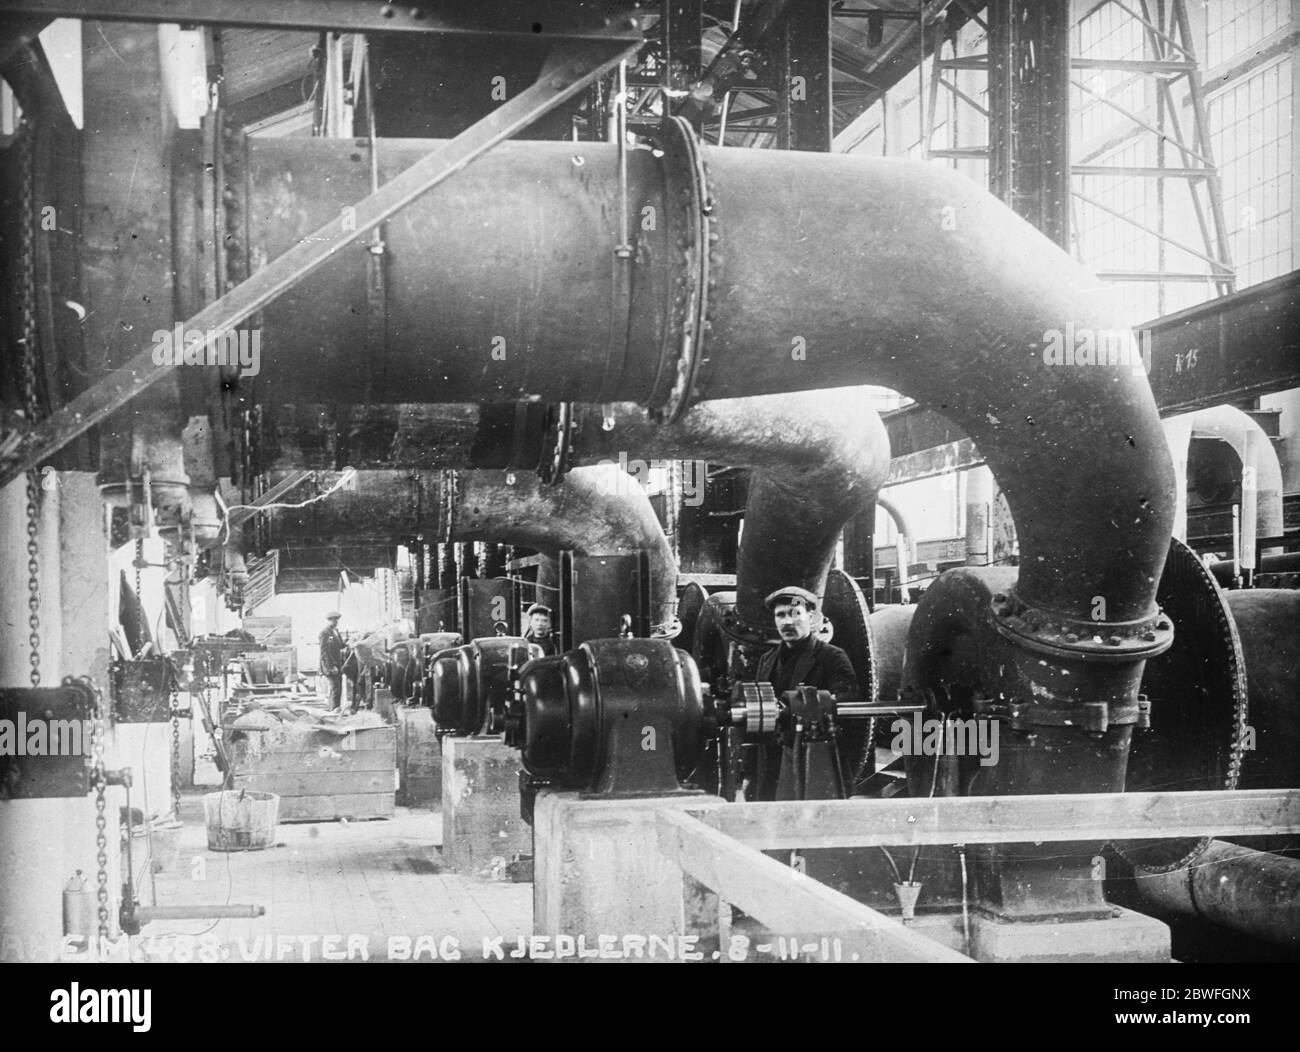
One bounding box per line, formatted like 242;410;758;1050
204;789;279;852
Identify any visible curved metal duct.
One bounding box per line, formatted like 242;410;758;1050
565;390;889;637
252;387;890;642
874;493;916;599
230;128;1173;649
444;465;677;632
1163;404;1284;552
252;465;677;630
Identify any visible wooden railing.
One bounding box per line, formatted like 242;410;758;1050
651;789;1300;963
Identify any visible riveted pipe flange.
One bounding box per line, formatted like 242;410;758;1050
988;588;1173;663
651;116;715;425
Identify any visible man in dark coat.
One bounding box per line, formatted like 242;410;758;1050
756;587;858;698
752;586;859;800
522;603;560;657
319;611;346;711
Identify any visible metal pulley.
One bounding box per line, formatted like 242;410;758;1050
718;681;779;741
429;637;542;737
510;638;708;808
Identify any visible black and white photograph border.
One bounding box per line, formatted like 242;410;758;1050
0;0;1298;994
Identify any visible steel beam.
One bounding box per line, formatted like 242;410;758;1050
776;0;833;151
0;30;644;489
988;0;1072;247
0;1;646;42
661;0;702;127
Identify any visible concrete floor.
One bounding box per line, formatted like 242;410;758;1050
134;791;532;963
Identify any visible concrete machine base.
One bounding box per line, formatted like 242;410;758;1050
534;792;726;947
968;907;1170;963
441;736;532;879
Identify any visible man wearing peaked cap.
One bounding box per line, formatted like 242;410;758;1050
523;603;559;657
763;586;820;612
319;611;346;711
751;585;859;801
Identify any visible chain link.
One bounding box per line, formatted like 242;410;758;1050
25;470;41;688
18;124;109;940
86;678;110;941
135;537;144;646
17;127;43;689
171;685;181;819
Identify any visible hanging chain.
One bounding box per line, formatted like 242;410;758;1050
170;675;181;819
25;472;41;687
85;676;110;940
17;127;42;688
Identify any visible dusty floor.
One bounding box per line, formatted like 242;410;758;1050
134;791;532;962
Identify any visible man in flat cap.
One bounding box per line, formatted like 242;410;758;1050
752;586;859;799
319;611;346;711
522;603;559;657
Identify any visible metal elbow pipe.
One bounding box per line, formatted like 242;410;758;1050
1163;404;1285;556
252;466;676;630
875;493;916;596
232;125;1173;646
445;466;676;632
254;389;888;638
568;389;889;634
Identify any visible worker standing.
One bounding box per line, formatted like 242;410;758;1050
319;611;346;711
752;586;859;800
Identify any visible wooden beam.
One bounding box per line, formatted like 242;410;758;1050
692;790;1300;851
655;808;971;962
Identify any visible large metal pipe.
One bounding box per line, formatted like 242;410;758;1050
446;466;676;632
232;131;1174;637
567;391;889;635
254;389;890;637
1136;840;1300;948
1163;404;1284;554
255;465;677;629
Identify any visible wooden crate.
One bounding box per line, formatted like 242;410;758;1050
396;707;441;807
228;723;396;822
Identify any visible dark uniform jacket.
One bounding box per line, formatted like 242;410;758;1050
523;630;560;658
756;635;859;700
751;635;862;802
319;625;345;676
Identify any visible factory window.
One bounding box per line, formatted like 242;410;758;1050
1203;0;1290;71
875;474;961;545
1209;55;1295;288
1074;137;1163;320
1072;1;1146;150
